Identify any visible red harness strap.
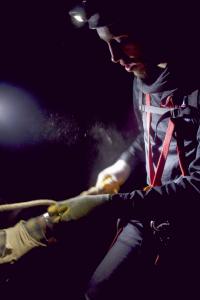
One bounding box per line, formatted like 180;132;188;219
146;93;185;186
153;119;175;186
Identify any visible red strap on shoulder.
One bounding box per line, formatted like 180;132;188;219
146;94;175;187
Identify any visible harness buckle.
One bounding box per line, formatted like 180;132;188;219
170;108;182;119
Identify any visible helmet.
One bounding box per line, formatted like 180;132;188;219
69;0;142;29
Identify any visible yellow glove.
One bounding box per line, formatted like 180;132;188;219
81;160;131;196
48;194;110;222
95;160;131;194
81;176;120;195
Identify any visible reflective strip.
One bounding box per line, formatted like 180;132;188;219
139;104;174;115
146;94;155;184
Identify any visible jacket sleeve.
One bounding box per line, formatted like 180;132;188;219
119;78;145;169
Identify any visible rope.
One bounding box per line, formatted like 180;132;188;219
0;199;57;212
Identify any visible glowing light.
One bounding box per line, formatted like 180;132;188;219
73;14;85;23
0;82;43;146
69;5;87;27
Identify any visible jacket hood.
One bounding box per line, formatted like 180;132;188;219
137;61;200;103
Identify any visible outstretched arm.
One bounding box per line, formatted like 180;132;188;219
0;212;55;264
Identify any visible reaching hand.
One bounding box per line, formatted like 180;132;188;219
48;194;110;222
95;160;131;194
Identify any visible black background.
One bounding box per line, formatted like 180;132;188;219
0;0;136;203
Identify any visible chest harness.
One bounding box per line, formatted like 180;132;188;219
110;92;199;265
142;93;189;187
142;92;199;264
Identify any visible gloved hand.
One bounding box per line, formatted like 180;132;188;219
0;221;46;264
94;159;131;194
48;194;110;222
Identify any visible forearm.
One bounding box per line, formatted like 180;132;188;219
110;172;200;223
119;132;145;170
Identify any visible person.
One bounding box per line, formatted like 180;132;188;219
41;0;200;299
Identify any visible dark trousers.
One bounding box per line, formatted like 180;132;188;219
3;217;198;300
85;221;156;300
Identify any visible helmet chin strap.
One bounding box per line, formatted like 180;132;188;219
0;199;57;212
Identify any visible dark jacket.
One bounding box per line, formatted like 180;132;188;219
111;65;200;225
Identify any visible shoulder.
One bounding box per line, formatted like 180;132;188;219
186;88;200;109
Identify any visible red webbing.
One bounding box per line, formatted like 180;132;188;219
146;94;175;187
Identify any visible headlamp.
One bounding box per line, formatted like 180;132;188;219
73;14;85;23
68;0;133;29
69;4;88;27
68;0;116;29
